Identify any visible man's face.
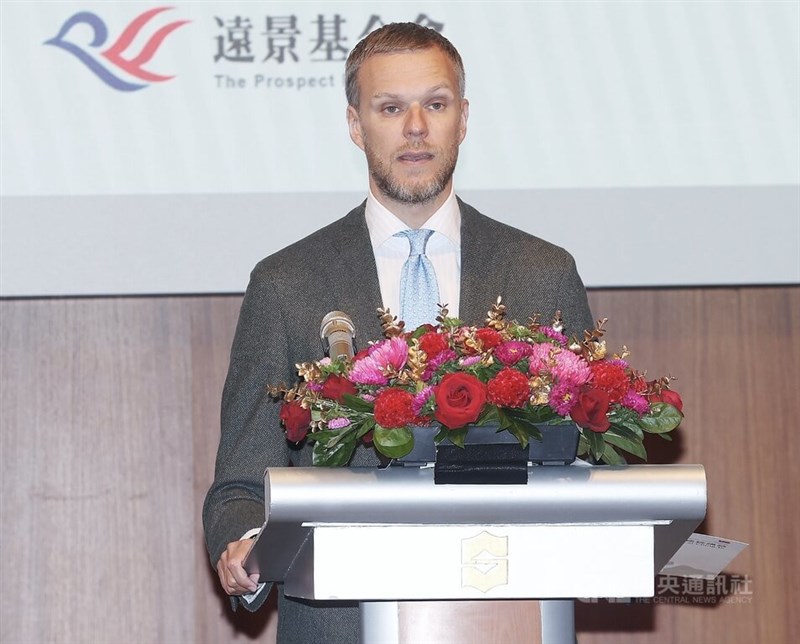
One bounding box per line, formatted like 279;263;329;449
347;47;469;208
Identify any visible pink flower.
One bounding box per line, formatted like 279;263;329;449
422;349;457;381
350;337;409;385
528;343;555;373
528;344;591;389
412;386;434;416
327;417;352;429
494;341;532;365
549;382;579;416
621;390;650;415
541;327;568;346
549;349;592;388
349;358;389;385
459;355;482;368
368;336;409;371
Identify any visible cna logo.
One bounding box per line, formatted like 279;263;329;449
44;7;190;92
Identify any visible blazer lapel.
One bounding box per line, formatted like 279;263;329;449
459;200;507;325
325;205;386;343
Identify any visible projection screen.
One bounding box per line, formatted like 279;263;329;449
1;1;798;296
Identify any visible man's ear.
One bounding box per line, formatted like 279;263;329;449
346;105;365;151
458;98;469;144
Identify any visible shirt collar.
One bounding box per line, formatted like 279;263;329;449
365;187;461;250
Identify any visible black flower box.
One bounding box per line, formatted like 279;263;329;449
391;423;580;484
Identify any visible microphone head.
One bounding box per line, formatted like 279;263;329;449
320;311;356;359
320;311;355;339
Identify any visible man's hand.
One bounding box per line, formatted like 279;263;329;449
216;539;260;595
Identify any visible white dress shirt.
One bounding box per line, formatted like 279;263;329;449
364;187;462;321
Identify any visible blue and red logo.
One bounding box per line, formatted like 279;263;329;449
44;7;190;91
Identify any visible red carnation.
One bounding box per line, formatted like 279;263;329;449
570;388;611;433
487;368;531;408
320;374;357;403
419;331;450;358
590;361;630;404
279;402;311;442
434;372;487;428
374;388;415;429
649;388;683;412
475;328;502;351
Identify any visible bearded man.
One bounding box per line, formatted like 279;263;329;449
204;22;593;644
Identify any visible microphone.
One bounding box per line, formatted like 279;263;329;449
320;311;356;360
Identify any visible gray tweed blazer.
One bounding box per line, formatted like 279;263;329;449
203;199;593;643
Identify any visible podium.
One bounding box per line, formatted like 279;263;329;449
245;462;706;643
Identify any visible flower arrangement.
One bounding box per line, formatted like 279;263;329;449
271;298;683;466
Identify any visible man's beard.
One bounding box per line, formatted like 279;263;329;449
366;144;459;206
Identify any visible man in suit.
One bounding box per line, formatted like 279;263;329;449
204;22;593;643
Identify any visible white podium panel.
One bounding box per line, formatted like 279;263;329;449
292;524;655;600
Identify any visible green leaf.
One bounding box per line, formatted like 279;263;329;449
322;425;357;448
610;422;645;443
658;432;673;442
603;430;647;461
477;406;500;425
373;425;414;458
340;394;374;413
600;442;626;465
515;406;560;424
433;426;449;444
611;417;645;440
308;428;340;445
444;426;468;448
585;431;606;461
638;403;682;434
494;409;528;447
354;418;375;439
312;439;355;466
577;434;590;457
504;422;531;449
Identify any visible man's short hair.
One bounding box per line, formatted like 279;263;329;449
345;22;466;108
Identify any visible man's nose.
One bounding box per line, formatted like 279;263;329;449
403;104;428;139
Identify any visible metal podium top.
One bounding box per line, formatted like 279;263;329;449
246;464;706;581
264;464;705;525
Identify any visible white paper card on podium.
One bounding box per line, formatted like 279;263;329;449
659;533;748;579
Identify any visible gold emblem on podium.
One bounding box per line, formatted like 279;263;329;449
461;531;509;593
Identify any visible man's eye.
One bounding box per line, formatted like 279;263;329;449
429;102;445;111
383;105;400;114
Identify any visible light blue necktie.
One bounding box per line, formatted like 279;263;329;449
395;229;440;330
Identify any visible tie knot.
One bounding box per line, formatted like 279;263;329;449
396;228;434;256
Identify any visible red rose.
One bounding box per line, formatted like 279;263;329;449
475;328;502;351
279;402;311;442
434;372;488;429
374;388;415;428
320;374;357;403
487;368;530;408
649;388;683;412
419;331;449;358
570;388;611;433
